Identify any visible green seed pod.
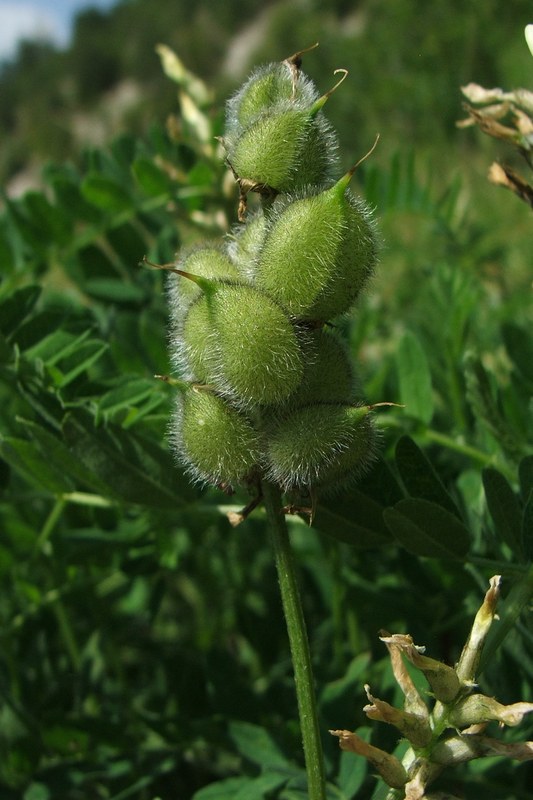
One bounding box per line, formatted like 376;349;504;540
265;403;378;492
288;327;358;407
226;72;345;193
179;273;305;406
171;383;262;489
225;57;319;137
176;294;213;382
167;244;240;328
254;168;378;321
225;210;267;278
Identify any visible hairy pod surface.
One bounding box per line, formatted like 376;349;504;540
225;211;267;277
254;174;377;320
227;102;339;193
177;296;213;382
172;386;262;488
167;245;240;330
225;61;319;137
265;403;377;491
288;327;358;406
181;278;305;406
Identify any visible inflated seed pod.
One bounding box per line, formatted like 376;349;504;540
171;382;262;488
225;58;319;137
254;168;378;321
265;403;378;492
179;272;305;406
225;210;267;278
288;327;358;407
175;294;213;383
167;244;240;328
226;73;345;193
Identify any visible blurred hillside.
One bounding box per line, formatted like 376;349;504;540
1;0;531;198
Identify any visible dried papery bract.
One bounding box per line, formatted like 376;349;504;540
329;729;408;790
458;76;533;208
331;578;533;796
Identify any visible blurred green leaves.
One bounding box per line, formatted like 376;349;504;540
0;68;232;798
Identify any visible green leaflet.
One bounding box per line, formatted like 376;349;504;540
395;435;460;517
81;173;133;212
62;409;195;507
396;330;433;425
312;488;392;550
0;435;74;494
0;285;41;336
132;155;173;196
482;467;524;557
384;498;471;559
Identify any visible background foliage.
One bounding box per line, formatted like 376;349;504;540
0;1;532;798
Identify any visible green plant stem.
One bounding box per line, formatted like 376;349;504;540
261;480;327;800
445;349;467;432
35;496;66;553
51;596;82;672
380;418;515;482
423;430;494;465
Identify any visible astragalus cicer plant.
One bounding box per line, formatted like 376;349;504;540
155;46;381;799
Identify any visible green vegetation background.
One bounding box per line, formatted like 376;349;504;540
0;1;532;798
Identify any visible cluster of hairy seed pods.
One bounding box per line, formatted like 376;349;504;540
164;47;381;513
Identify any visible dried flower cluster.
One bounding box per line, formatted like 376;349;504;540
458;77;533;208
331;576;533;799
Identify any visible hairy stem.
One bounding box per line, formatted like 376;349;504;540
261;480;327;800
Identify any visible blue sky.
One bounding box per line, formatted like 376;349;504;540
0;0;118;62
